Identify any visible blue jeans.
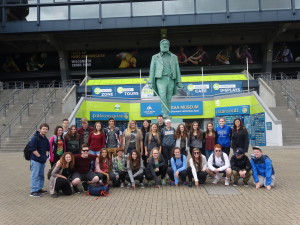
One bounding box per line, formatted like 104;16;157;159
30;160;45;193
89;150;100;155
205;150;213;160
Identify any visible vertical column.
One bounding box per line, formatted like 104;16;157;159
58;50;70;81
262;41;274;73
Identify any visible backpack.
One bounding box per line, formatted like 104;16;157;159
23;136;39;161
212;152;225;167
87;183;109;197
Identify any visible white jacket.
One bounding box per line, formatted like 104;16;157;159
189;156;207;182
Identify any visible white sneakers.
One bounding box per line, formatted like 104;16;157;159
212;175;221;184
212;175;230;186
225;178;230;186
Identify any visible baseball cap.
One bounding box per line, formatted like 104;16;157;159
235;148;245;156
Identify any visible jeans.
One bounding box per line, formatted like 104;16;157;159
205;150;213;160
30;160;46;193
89;150;100;155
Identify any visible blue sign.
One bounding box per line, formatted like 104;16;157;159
215;105;250;116
141;101;203;116
91;81;243;99
92;86;115;97
90;111;129;121
266;122;272;130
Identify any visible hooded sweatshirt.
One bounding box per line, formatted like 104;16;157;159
29;131;50;163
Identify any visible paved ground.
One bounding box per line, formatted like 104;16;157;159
1;146;300;225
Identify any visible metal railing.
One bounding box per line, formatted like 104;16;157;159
24;88;57;141
279;72;299;117
0;83;40;147
0;89;21;117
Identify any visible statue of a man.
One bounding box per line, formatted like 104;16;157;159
148;39;182;118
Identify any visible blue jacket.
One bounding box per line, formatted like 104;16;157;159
216;125;232;148
170;154;187;184
250;155;275;186
29;131;50;164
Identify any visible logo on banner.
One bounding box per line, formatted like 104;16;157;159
213;83;220;90
114;104;120;110
144;105;156;115
242;107;248;114
117;86;138;96
94;88;101;95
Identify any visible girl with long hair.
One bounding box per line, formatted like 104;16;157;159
167;147;187;187
49;152;75;198
231;118;249;153
144;123;161;156
123;120;143;155
141;120;151;166
187;148;208;187
88;122;106;155
49;125;65;167
189;121;204;156
203;122;218;160
126;150;145;189
95;148;116;185
64;125;81;154
145;147;167;187
175;123;189;156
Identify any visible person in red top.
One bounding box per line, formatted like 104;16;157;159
94;148;116;185
88;122;105;155
202;122;218;160
71;144;99;193
77;118;93;145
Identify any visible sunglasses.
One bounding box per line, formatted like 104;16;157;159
194;152;200;155
82;150;89;152
215;150;221;152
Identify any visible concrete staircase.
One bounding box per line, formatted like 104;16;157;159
268;80;300;146
0;88;70;151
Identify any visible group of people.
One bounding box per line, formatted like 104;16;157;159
28;116;275;198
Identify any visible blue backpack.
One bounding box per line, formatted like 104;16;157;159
88;183;109;197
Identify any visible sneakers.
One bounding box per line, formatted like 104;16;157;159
82;182;88;192
243;181;249;187
161;179;167;186
212;175;220;184
120;182;124;188
139;183;145;189
188;181;193;187
147;180;153;187
182;181;187;186
30;192;42;197
170;181;175;186
51;193;58;198
233;181;238;187
37;189;47;194
73;186;80;194
225;178;230;186
127;183;131;189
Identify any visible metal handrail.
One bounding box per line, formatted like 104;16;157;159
0;89;21;117
279;72;299;117
24;88;57;141
0;103;31;147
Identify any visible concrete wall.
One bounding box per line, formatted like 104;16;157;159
62;85;77;115
258;78;276;108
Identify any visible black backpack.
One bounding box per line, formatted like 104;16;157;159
24;136;39;161
23;141;31;160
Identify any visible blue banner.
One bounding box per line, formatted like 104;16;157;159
90;111;129;121
140;101;203;116
92;81;243;99
215;105;250;116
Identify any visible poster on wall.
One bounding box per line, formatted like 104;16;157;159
140;101;203;117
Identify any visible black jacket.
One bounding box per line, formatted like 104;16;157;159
230;155;252;172
231;127;249;152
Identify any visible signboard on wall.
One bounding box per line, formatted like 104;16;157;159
91;81;243;99
215;105;250;116
140;101;203;117
90;111;129;121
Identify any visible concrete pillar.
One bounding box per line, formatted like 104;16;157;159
262;41;274;73
58;50;70;81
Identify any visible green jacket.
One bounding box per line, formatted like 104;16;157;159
149;52;181;96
